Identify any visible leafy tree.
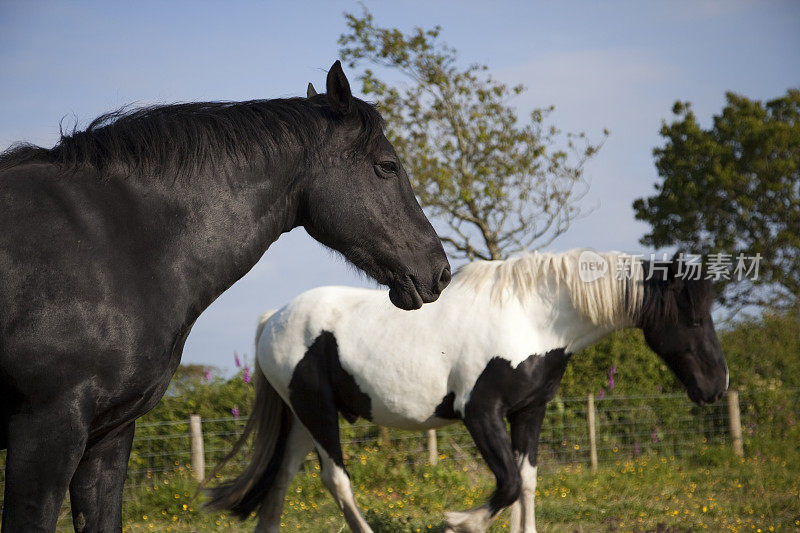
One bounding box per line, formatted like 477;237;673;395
633;90;800;310
718;310;800;391
339;9;606;261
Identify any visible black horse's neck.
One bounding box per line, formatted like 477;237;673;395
143;153;304;336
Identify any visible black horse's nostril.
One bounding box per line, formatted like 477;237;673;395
436;266;451;293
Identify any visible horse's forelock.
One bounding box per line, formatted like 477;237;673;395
640;274;714;331
686;278;715;321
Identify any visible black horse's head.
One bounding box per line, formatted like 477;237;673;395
639;255;728;405
299;61;450;310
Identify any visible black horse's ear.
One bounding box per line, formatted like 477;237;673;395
326;60;353;114
307;83;317;98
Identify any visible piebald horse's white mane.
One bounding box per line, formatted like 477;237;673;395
450;249;645;327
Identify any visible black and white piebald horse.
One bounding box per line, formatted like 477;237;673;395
0;61;450;531
209;249;728;533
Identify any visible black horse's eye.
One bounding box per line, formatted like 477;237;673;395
374;160;398;178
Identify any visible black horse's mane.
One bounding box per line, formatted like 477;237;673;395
0;96;384;179
639;270;715;330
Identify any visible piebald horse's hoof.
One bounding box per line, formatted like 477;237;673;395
443;507;493;533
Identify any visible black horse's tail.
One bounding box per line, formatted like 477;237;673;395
205;310;290;519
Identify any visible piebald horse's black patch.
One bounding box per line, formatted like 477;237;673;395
463;348;571;515
469;348;571;414
289;331;372;424
434;349;570;423
434;391;458;419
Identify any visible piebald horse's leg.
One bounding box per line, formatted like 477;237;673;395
254;416;314;533
315;442;373;533
69;422;135;532
508;404;547;533
287;331;373;532
445;406;521;533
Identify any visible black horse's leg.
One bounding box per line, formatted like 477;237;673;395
445;406;521;533
68;422;135;532
2;404;89;532
508;404;547;533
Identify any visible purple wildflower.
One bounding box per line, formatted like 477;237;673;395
597;389;605;401
634;442;641;457
234;351;241;368
608;365;617;390
242;365;252;384
204;369;212;382
656;385;662;392
231;405;240;420
651;431;658;443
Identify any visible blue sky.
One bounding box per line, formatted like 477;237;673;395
2;1;798;372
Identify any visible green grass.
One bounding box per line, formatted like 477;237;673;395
119;443;799;532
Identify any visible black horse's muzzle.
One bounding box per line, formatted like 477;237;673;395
388;264;450;311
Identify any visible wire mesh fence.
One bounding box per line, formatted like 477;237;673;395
0;388;797;529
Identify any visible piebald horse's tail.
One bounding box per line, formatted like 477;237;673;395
205;310;290;518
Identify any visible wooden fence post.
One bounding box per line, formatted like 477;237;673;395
726;390;744;457
189;415;205;482
427;429;438;465
380;426;392;448
587;393;598;473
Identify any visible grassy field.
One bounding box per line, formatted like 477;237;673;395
116;442;799;533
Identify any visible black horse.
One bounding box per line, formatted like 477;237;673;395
0;61;450;532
